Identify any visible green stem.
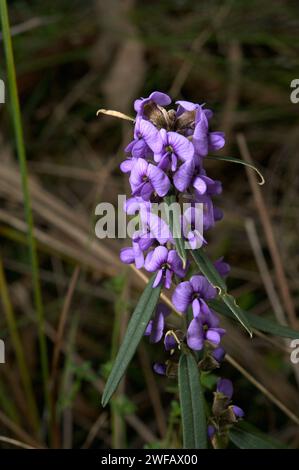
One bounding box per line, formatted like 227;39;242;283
0;256;40;432
0;0;50;418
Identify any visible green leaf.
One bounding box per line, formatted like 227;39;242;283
178;353;207;449
229;426;284;449
165;195;187;268
191;249;252;337
207;155;265;185
209;298;299;339
101;277;161;407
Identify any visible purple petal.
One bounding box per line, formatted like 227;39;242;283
172;281;193;313
144;246;168;271
164;268;173;289
192;298;200;318
187;317;204;351
120;247;135;264
153;362;166;376
232;405;245;419
173;160;194;192
212;347;226;363
164;334;177;351
214;257;230;278
148;213;173;244
149;308;165;343
153;269;163;288
120;159;134;173
167;250;186;278
193;176;207;195
209;131;225;152
205;328;222;345
139;119;163;154
147;164;170;197
193;116;209;156
129;158;148;189
167;132;194;161
217;378;233;400
149;91;171;107
140;181;154;200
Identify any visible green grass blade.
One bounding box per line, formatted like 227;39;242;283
0;256;40;432
191;249;252;336
209;298;299;339
102;276;161;407
207;155;265;185
0;0;50;414
178;353;207;449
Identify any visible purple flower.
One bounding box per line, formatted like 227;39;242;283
172;275;217;316
186;313;225;351
144;246;186;288
134;91;171;116
129;158;170;200
155;129;194;171
153;363;167;376
121;118;163;172
217;378;233;400
193;107;225;157
144;303;170;343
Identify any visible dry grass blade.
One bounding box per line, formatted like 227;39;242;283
237;133;297;328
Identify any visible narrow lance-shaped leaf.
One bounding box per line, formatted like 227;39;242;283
229;426;285;449
206;155;265;185
102;276;161;407
191;249;252;337
178;352;207;449
165;195;187;268
208;298;299;339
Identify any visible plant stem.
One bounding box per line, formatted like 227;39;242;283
0;256;40;432
0;0;50;418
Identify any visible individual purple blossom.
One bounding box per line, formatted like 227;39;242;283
186;311;225;351
129;158;170;200
121;118;163;172
172;275;217;316
193;107;225;157
155;129;194;171
144;246;186;288
120;233;153;269
134;91;171;116
144;303;170;343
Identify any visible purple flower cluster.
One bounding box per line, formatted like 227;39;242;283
120;91;224;288
120;91;229;367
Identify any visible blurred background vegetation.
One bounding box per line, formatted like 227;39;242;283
0;0;298;449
